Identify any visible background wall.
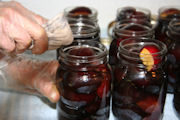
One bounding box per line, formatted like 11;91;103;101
5;0;180;37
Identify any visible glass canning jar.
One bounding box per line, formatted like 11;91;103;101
56;40;111;120
164;19;180;93
165;19;180;118
112;37;167;120
109;19;154;66
155;6;180;46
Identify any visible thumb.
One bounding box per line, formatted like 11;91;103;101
36;79;60;103
33;61;60;103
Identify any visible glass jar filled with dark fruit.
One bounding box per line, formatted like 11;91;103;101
116;6;151;22
56;40;111;120
165;19;180;93
155;6;180;46
167;19;180;118
112;37;167;120
109;19;154;66
64;6;98;23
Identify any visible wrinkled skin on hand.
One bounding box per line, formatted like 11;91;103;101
0;1;48;54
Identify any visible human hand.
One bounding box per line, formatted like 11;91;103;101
0;1;48;54
2;56;60;103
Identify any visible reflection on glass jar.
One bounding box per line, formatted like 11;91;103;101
116;6;151;22
109;19;154;66
112;37;167;120
56;40;111;120
64;6;98;23
155;6;180;46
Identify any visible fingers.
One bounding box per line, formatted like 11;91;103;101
29;25;48;54
36;79;60;103
0;27;15;52
34;61;60;103
0;17;32;53
15;11;48;54
10;1;49;53
5;57;60;102
8;1;48;25
0;1;48;54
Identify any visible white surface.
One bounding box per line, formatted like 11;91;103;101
163;94;179;120
4;0;180;38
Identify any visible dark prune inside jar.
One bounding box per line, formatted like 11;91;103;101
112;37;167;120
56;40;111;120
69;6;92;15
64;6;98;23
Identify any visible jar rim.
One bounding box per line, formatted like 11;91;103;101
158;6;180;14
58;40;107;64
114;20;154;37
118;37;167;60
158;6;180;20
69;19;100;37
168;18;180;35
